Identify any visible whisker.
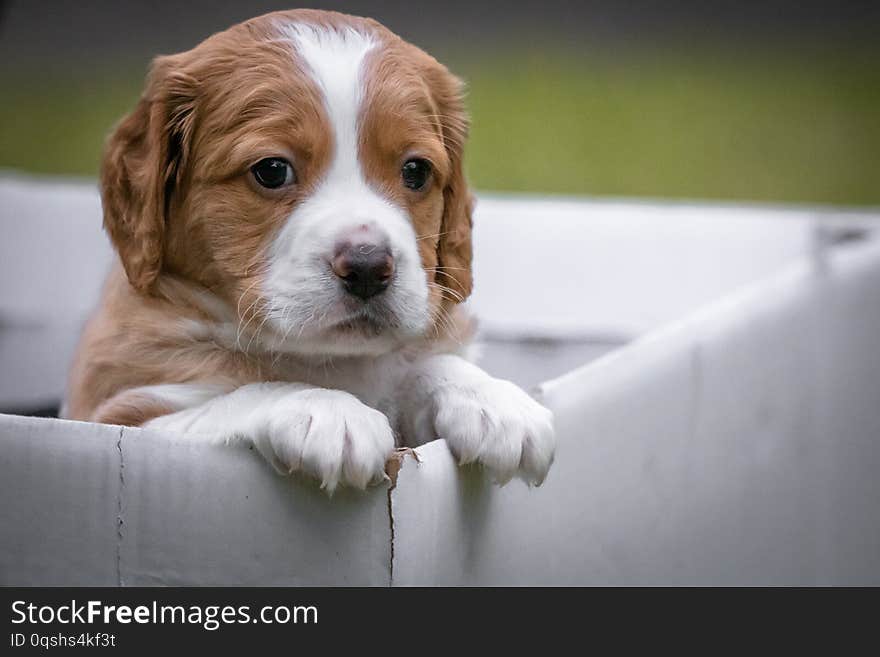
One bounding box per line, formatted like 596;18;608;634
429;281;464;299
429;281;464;303
244;301;274;355
236;299;263;352
429;303;463;346
234;279;262;350
416;230;451;242
431;270;465;290
271;304;297;367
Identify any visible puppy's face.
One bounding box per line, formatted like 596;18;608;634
101;10;472;356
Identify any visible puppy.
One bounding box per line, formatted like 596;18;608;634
65;9;554;493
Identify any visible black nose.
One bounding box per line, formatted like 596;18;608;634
331;241;394;300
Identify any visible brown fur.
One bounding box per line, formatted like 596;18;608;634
66;9;474;426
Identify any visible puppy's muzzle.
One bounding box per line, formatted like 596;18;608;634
331;234;394;300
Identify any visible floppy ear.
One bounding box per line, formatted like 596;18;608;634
428;64;473;305
100;55;195;293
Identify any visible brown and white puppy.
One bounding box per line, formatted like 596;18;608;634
65;9;554;492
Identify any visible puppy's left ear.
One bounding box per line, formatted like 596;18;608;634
426;62;474;304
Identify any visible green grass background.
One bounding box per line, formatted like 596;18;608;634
2;43;878;206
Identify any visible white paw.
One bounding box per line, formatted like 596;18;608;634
260;389;396;493
432;377;555;485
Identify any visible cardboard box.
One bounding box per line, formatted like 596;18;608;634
1;174;879;585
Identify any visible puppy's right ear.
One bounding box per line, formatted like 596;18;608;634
100;55;196;293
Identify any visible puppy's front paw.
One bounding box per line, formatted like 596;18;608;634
262;389;395;493
432;377;555;486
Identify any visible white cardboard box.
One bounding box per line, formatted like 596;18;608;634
1;175;879;585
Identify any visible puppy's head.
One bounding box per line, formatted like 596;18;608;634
101;9;472;356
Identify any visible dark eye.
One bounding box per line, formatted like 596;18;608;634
251;157;295;189
401;158;431;191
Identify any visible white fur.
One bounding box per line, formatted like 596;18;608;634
145;383;395;493
264;24;430;357
127;383;233;411
141;352;555;488
398;355;556;485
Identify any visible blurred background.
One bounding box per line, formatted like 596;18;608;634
0;0;878;206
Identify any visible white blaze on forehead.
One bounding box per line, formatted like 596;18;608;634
263;23;430;356
282;24;376;186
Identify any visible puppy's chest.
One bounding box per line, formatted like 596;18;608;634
267;353;407;408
